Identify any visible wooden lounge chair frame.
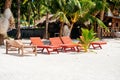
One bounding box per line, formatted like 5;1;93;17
6;40;37;56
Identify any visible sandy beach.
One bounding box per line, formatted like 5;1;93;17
0;38;120;80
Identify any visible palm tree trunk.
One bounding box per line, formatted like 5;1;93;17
97;0;106;39
44;12;49;39
69;22;74;36
100;10;104;21
16;0;21;39
62;23;74;37
38;5;40;20
28;8;31;27
92;11;100;17
98;10;105;39
59;22;64;37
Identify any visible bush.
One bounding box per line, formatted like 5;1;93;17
78;27;99;52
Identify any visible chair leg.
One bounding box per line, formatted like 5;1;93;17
53;49;59;54
46;48;50;55
6;41;9;54
99;44;102;49
56;50;59;54
71;47;74;51
92;44;96;49
56;49;59;54
18;48;20;54
46;48;59;54
72;47;76;51
76;47;80;52
33;46;37;56
41;48;44;52
63;48;67;52
6;45;8;54
92;44;102;49
21;47;24;56
35;52;37;56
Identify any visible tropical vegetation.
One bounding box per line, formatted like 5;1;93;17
0;0;120;45
78;27;99;52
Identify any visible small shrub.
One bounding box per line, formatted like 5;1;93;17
78;27;99;52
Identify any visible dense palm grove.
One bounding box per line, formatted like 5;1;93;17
0;0;120;43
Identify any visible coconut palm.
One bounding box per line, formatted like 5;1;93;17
90;0;109;38
66;0;95;36
80;3;108;29
43;0;81;36
16;0;21;39
43;0;109;37
42;0;70;37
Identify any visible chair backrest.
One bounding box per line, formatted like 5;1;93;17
60;36;73;44
6;40;23;48
49;37;63;46
30;37;44;46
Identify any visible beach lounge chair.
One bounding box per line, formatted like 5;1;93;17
49;37;63;51
49;37;79;52
60;36;81;52
90;41;107;49
6;40;37;56
30;37;59;54
79;36;107;49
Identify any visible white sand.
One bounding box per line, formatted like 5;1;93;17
0;38;120;80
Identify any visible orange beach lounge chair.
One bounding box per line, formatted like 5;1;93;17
30;37;59;54
90;41;107;49
60;36;82;52
49;37;63;51
49;37;80;52
79;36;107;49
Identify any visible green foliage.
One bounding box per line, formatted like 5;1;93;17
109;0;120;13
96;18;109;32
54;12;69;24
78;27;99;52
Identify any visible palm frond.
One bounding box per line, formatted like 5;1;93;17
96;18;109;32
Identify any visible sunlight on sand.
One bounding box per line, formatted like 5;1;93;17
0;38;120;80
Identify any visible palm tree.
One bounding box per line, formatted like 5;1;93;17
21;0;33;27
43;0;108;37
43;0;72;37
21;0;49;38
16;0;21;39
67;0;94;36
90;0;109;38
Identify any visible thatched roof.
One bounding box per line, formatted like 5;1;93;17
35;14;57;25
